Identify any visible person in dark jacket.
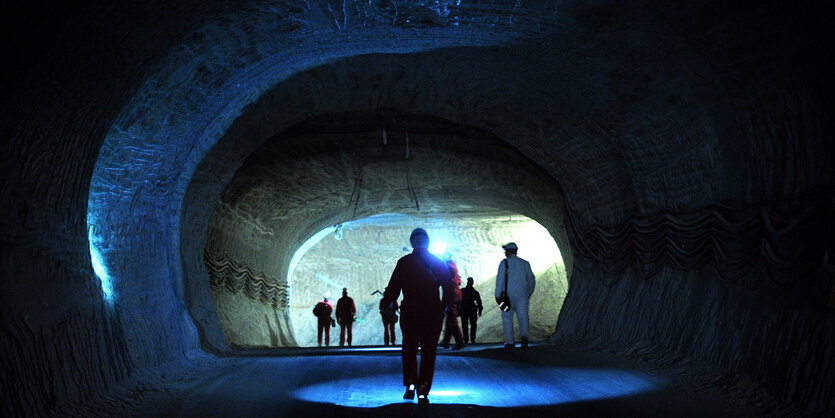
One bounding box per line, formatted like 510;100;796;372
379;291;399;345
313;295;334;347
336;287;357;347
459;277;483;344
382;228;455;405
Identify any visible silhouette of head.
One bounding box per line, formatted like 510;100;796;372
409;228;429;249
467;277;474;287
342;287;348;296
502;242;518;256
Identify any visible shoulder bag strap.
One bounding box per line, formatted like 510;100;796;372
416;253;440;287
504;259;509;295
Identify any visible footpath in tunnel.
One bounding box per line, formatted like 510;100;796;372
63;344;781;417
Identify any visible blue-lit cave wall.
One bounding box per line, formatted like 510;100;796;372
2;0;832;415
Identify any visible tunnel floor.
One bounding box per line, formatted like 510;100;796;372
63;344;782;417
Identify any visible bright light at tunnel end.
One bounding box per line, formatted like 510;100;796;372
429;241;447;256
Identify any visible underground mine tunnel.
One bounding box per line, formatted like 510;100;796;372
2;1;833;416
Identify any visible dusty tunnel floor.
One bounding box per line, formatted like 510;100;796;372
57;343;792;417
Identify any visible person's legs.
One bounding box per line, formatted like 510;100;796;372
447;313;464;347
416;321;443;396
383;318;391;345
339;323;346;346
317;322;324;346
469;314;478;343
515;297;530;346
400;327;418;387
388;322;397;345
502;307;515;345
439;316;451;346
461;314;470;344
346;321;353;346
324;322;330;346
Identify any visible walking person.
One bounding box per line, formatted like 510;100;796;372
460;277;483;344
382;228;456;405
439;258;465;350
495;242;536;348
313;294;335;347
336;287;357;347
379;289;399;345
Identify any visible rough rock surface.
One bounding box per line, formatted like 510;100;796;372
2;0;832;415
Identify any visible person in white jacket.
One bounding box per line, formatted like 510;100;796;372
495;242;536;348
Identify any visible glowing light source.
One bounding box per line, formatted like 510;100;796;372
429;241;447;255
89;243;115;306
292;358;661;408
429;390;464;397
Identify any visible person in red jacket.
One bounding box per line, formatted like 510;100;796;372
439;258;465;350
336;287;357;347
382;228;455;405
313;294;334;347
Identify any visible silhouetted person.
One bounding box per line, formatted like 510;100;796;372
336;287;357;347
382;228;455;404
313;294;334;347
495;242;536;348
460;277;483;344
379;289;399;345
439;258;465;350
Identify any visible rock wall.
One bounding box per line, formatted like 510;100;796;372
556;192;835;412
2;0;832;415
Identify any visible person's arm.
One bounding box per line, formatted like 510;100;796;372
382;259;404;308
526;261;536;297
475;289;483;316
437;260;455;310
495;261;505;299
351;299;356;315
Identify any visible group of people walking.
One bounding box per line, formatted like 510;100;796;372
312;228;536;404
311;287;357;347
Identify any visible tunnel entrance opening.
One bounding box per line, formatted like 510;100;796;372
201;112;572;350
287;212;567;347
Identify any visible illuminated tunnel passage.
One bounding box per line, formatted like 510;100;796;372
287;213;567;347
127;346;766;417
202;114;572;349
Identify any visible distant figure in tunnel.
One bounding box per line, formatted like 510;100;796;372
336;287;357;347
460;277;483;344
382;228;455;404
439;257;465;350
495;242;536;349
379;288;399;345
313;294;334;347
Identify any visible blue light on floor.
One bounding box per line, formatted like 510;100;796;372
291;358;661;408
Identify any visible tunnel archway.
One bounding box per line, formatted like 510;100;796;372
85;14;728;359
3;0;828;414
201;113;571;348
